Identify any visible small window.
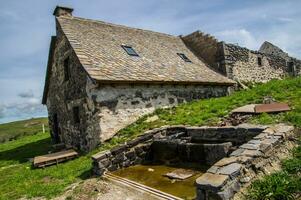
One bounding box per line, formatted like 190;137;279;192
257;57;262;66
64;57;70;81
73;106;80;124
121;45;139;56
288;61;294;73
177;53;192;62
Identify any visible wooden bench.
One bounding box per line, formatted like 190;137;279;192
33;149;78;168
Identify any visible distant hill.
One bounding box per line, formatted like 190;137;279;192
0;117;49;143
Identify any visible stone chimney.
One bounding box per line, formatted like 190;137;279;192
53;6;73;17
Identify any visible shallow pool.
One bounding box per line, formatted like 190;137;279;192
112;163;208;199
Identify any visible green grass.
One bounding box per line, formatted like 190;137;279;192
247;138;301;200
0;118;49;143
0;77;301;199
0;132;93;199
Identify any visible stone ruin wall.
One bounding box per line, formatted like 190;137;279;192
86;83;229;142
181;32;301;83
222;44;297;83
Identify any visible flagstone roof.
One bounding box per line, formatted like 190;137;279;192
56;16;235;85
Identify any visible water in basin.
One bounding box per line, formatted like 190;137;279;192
112;163;208;199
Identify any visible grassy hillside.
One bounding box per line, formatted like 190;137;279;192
0;77;300;199
0;117;49;143
110;77;301;146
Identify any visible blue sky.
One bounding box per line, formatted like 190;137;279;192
0;0;300;124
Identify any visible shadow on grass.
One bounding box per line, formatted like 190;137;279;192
78;168;94;180
0;138;52;164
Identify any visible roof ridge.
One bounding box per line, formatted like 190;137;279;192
58;16;179;39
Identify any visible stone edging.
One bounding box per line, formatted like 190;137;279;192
195;123;294;200
92;124;266;176
91;126;186;175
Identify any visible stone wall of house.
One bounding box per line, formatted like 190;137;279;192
46;23;102;152
86;83;229;142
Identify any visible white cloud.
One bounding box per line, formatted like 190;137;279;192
215;29;260;50
0;98;47;124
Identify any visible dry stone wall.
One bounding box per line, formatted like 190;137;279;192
223;44;289;83
92;125;266;176
195;124;294;200
181;32;301;83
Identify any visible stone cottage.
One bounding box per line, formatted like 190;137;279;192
42;6;299;151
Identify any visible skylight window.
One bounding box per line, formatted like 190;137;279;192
177;53;191;62
121;45;139;56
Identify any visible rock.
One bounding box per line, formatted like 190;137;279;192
259;142;272;153
110;145;127;155
240;176;251;183
138;133;154;142
112;153;125;164
241;149;263;157
145;115;159;122
92;151;111;161
100;159;111;168
134;146;144;156
230;148;244;157
107;164;118;172
217;180;240;199
240;143;259;150
214;157;238;167
125;150;136;160
263;127;275;134
126;138;141;148
248;139;261;144
237;156;253;164
122;160;131;168
196;173;229;190
218;163;242;178
261;137;280;146
253;133;267;140
204;142;232;165
164;169;195;180
273;124;294;133
274;132;286;138
207;166;219;174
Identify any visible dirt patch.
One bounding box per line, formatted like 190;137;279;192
53;177;163;200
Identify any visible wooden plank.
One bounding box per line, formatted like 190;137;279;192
33;149;78;167
255;103;290;113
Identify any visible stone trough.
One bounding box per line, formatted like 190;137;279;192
91;123;294;200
